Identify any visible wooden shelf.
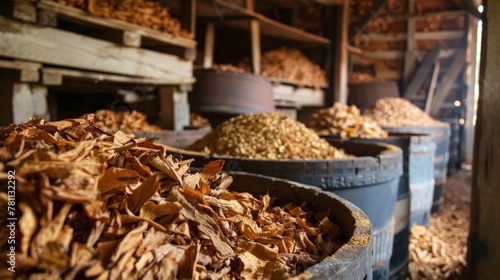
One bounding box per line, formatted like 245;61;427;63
198;0;330;45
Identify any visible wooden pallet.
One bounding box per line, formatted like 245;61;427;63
1;0;197;60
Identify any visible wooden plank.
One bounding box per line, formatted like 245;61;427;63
363;48;458;60
424;61;440;113
180;0;196;35
467;0;500;278
272;85;325;107
0;59;41;82
0;0;36;23
403;44;442;99
203;22;215;69
429;49;466;115
210;0;330;45
348;0;390;41
37;0;196;50
0;16;193;82
41;67;195;86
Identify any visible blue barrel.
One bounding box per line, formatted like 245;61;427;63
182;141;402;280
383;125;450;214
321;133;435;279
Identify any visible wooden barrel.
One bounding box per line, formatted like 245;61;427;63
321;133;435;280
189;69;275;126
180;141;402;279
383;124;450;214
228;172;373;279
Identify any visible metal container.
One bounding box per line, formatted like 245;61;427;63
228;172;373;279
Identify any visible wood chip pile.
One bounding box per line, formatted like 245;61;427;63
54;0;193;38
363;98;446;127
239;48;328;87
92;110;161;133
0;116;346;279
409;171;470;279
309;103;388;139
189;113;349;160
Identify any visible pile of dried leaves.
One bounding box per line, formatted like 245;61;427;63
92;110;161;133
0;116;345;279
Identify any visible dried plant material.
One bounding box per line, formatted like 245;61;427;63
195;64;247;74
349;72;381;84
55;0;193;39
309;103;388;139
363;98;446;127
91;109;161;133
189;112;211;128
189;112;349;159
0;116;346;278
240;48;328;87
409;172;470;279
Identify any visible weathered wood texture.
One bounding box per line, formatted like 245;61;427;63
0;16;193;83
467;0;500;279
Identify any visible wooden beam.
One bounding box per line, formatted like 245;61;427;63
159;86;189;131
0;16;193;81
246;0;261;75
348;0;389;41
429;49;466;115
424;62;440;113
0;0;36;23
337;0;350;104
203;22;215;68
403;0;417;88
467;0;500;278
403;44;442;99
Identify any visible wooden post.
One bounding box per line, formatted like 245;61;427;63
403;0;416;88
333;0;349;104
424;62;440;113
159;86;189;131
203;22;215;69
466;0;500;278
464;15;479;164
180;0;196;35
246;0;261;75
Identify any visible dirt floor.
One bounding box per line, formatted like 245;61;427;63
408;170;472;279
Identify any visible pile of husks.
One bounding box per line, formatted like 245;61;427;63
93;110;161;133
363;98;445;127
54;0;193;39
0;116;344;279
188;113;348;160
189;113;211;128
309;103;388;139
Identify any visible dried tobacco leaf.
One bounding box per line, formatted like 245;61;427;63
0;117;346;279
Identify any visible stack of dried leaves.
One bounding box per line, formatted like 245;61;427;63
0;116;345;279
92;109;161;133
363;98;446;127
188;113;349;160
54;0;193;39
309;103;388;139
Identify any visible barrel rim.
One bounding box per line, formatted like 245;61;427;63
227;171;373;279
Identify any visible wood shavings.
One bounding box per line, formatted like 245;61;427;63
91;109;161;133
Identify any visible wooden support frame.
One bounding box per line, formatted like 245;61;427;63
332;0;350;105
203;22;215;68
429;49;466;115
403;0;417;88
403;44;442;99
